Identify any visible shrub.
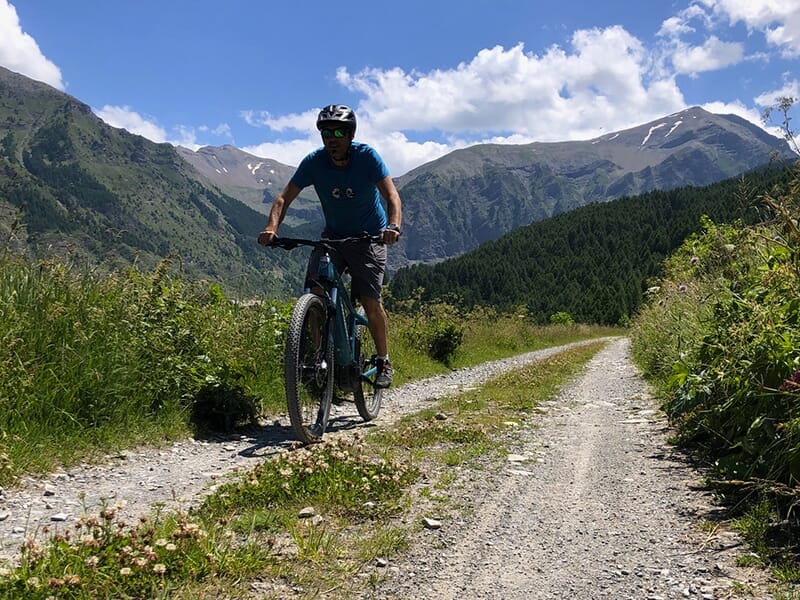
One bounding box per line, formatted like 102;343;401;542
549;311;574;325
401;301;464;366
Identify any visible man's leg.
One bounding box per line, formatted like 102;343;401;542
361;296;393;388
360;296;388;357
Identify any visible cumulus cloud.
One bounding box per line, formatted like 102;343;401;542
307;27;689;173
698;0;800;57
240;27;693;173
671;36;744;75
95;105;168;142
94;104;226;151
755;80;800;108
0;0;63;89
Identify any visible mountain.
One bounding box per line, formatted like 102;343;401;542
174;144;322;225
0;66;308;296
390;106;796;266
185;107;794;271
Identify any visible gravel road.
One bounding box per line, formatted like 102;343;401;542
0;338;779;599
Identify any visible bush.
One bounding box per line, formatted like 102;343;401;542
631;152;800;485
549;311;574;325
401;301;464;366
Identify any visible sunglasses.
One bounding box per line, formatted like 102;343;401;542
320;128;349;139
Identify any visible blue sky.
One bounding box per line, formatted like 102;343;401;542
1;0;798;176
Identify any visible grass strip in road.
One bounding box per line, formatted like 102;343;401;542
0;341;607;599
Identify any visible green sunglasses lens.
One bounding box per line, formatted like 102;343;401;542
321;128;346;139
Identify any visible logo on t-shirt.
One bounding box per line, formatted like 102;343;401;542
331;187;355;199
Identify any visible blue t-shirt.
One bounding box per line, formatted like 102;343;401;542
291;141;390;236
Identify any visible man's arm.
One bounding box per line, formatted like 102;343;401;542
377;176;402;245
257;182;302;245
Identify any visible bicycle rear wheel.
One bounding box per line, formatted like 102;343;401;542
285;294;334;444
353;307;383;421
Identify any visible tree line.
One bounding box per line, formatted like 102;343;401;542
388;165;792;325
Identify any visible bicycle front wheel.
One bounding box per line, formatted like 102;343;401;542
353;307;383;421
285;294;334;444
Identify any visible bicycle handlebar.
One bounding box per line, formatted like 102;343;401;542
267;234;385;251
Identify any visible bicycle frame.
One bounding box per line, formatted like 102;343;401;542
308;253;380;381
268;235;386;443
277;236;382;381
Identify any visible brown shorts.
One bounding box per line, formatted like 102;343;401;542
305;240;386;300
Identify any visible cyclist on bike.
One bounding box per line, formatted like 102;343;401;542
257;104;402;388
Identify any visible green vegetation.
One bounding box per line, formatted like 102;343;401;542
0;242;615;486
0;251;290;482
389;165;791;325
630;99;800;583
0;339;603;599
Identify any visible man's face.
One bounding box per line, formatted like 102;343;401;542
320;126;353;162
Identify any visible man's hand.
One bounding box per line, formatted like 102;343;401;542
258;229;277;246
382;225;402;245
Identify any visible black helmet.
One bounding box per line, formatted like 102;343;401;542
317;104;356;133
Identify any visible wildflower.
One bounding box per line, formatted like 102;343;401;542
100;507;117;521
119;568;132;576
84;555;99;568
152;563;167;575
155;538;169;547
26;577;41;588
779;371;800;392
165;543;177;551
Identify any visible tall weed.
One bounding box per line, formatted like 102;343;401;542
631;132;800;485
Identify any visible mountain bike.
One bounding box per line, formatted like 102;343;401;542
269;236;385;444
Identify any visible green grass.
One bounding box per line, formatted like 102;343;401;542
0;322;608;598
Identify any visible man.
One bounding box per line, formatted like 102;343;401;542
257;104;402;388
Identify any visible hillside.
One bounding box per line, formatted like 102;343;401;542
0;66;309;296
388;165;794;325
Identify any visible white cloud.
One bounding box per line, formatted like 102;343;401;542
242;108;319;135
658;4;711;38
94;105;214;151
700;99;765;126
0;0;63;89
699;0;800;57
754;79;800;108
671;36;744;75
241;138;319;168
314;27;689;173
95;105;169;142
